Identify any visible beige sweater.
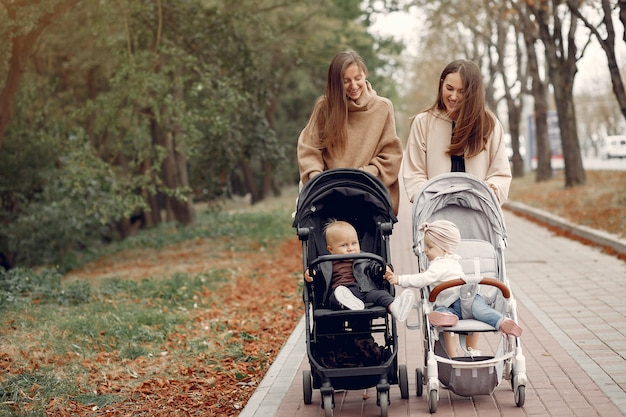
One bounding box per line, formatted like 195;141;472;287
403;109;512;204
297;83;403;214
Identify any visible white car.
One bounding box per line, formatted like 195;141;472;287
601;135;626;159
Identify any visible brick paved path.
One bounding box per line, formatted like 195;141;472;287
242;176;626;417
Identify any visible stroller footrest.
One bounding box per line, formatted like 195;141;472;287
440;319;497;333
314;306;387;320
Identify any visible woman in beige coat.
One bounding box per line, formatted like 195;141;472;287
297;50;403;214
403;59;511;205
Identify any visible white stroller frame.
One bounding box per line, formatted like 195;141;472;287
409;173;527;413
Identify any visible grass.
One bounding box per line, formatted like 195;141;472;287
0;191;303;416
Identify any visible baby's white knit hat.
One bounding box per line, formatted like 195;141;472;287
419;220;461;254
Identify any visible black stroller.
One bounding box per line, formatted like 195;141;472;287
293;168;409;417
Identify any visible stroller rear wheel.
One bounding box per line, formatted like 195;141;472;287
415;368;424;396
302;370;312;404
398;364;409;399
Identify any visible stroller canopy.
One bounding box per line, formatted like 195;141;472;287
293;169;397;259
411;173;507;253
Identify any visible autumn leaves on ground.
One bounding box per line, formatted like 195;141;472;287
0;195;305;417
1;170;624;417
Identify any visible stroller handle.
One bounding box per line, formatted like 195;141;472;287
428;278;510;303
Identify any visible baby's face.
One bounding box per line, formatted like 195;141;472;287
424;235;446;261
326;226;360;255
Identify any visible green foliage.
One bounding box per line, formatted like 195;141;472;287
0;268;61;307
0;132;148;268
0;267;92;309
0;0;402;270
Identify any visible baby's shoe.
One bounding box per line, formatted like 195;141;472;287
499;318;522;337
390;290;415;322
465;347;482;358
334;286;365;310
429;311;459;327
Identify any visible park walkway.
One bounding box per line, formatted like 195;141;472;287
241;175;626;417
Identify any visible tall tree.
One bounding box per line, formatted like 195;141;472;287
511;0;554;181
566;0;626;121
0;0;80;151
527;0;586;187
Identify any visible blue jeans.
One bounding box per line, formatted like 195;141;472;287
436;295;503;329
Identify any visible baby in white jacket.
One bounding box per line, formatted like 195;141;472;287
385;220;521;356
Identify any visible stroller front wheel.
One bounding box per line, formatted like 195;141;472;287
377;390;389;417
322;393;334;417
428;389;438;413
515;385;526;407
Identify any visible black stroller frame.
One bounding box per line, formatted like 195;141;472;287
293;169;409;417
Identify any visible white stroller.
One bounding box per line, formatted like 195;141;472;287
409;173;527;413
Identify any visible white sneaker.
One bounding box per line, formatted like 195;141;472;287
390;290;415;322
466;347;482;358
334;286;365;310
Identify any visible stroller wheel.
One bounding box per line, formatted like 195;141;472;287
515;385;526;407
377;390;389;417
415;368;424;397
428;389;438;413
322;393;333;417
302;370;312;404
398;364;409;399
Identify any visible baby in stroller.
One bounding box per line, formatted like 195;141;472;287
384;219;522;354
305;219;415;320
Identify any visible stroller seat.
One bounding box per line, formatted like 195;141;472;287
432;239;503;333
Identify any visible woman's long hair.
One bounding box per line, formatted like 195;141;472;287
310;50;368;157
430;59;495;159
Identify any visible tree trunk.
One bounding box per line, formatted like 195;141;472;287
531;0;585;186
519;4;552;181
0;0;80;151
157;127;195;224
240;160;262;203
261;158;274;198
542;13;585;187
552;83;586;186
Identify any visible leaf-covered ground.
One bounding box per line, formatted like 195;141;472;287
508;170;626;261
56;237;304;416
1;202;305;417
